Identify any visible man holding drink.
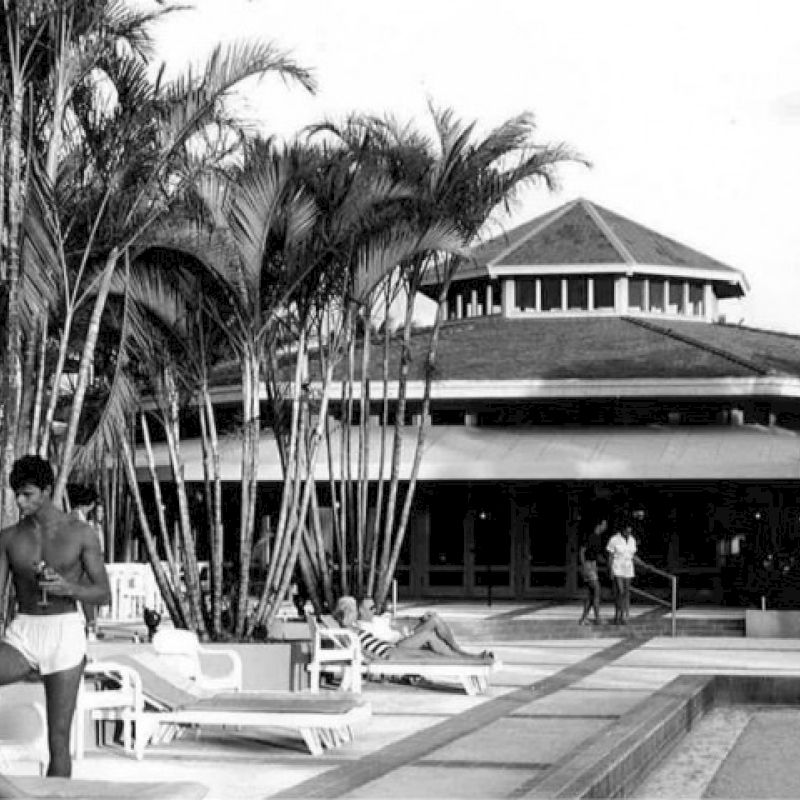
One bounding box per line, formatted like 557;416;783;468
0;456;111;777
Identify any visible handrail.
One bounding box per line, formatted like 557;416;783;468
630;561;679;637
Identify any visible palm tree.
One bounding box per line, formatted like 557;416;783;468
315;106;583;605
0;0;316;526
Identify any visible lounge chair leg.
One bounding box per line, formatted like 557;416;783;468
299;727;323;756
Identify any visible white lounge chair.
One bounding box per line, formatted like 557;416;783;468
361;652;499;695
306;616;362;693
150;628;243;692
0;702;47;775
309;617;500;696
84;651;371;757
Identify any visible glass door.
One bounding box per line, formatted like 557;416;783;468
468;487;513;598
425;486;467;594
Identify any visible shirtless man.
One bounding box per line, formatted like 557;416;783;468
0;456;111;777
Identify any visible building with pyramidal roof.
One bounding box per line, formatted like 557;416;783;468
146;199;800;605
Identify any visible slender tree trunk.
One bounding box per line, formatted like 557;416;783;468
234;346;261;638
0;78;26;528
356;308;371;594
257;329;306;621
378;277;450;602
38;306;74;458
162;368;207;636
28;317;48;455
119;436;186;627
53;248;120;503
376;286;416;588
16;321;39;456
199;381;224;637
367;287;394;595
252;354;338;635
140;412;191;625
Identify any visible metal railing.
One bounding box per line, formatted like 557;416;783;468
630;562;678;636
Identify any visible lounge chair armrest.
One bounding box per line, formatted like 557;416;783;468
319;628;360;651
83;660;144;709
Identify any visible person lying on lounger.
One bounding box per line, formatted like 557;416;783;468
333;596;493;663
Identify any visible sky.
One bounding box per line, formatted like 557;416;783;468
152;0;800;333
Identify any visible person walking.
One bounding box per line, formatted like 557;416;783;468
606;508;641;625
578;514;608;626
0;456;111;777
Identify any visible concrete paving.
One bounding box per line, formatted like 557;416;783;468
4;602;800;799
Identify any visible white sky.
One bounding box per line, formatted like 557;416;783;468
153;0;800;333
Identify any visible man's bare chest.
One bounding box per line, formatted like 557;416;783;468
9;527;82;573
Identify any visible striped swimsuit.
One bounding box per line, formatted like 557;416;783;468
356;629;394;659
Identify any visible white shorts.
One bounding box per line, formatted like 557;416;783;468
2;612;86;675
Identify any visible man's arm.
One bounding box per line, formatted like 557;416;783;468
76;527;111;605
0;530;10;629
46;527;111;606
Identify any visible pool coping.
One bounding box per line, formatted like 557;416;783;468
525;673;800;798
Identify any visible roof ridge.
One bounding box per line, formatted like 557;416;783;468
580;199;637;265
487;198;581;267
621;317;773;376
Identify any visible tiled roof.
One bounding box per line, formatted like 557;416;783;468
427;198;745;285
347;316;800;383
209;316;800;393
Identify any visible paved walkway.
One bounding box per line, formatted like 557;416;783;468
7;603;800;799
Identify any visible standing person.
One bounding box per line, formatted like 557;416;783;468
69;486;105;639
0;456;111;777
606;508;640;625
578;514;608;626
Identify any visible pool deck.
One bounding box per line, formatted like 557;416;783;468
8;602;800;799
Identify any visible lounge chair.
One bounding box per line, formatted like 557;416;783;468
0;702;46;775
83;651;371;757
150;629;243;692
309;617;500;696
361;651;499;695
306;616;362;692
0;703;206;798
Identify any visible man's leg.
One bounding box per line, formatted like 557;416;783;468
42;660;84;777
0;641;35;685
613;577;625;623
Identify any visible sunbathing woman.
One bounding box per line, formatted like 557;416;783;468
334;596;493;663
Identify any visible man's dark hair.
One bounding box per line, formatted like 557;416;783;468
9;456;55;492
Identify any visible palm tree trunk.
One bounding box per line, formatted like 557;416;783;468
252;354;338;635
376;286;416;589
199;381;224;636
140;412;191;624
257;329;306;621
28;317;48;455
378;271;451;602
367;287;394;595
16;320;39;456
356;308;371;595
0;77;26;528
162;368;207;636
119;436;186;627
234;346;261;638
53;247;120;504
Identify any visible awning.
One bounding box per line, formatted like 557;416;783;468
137;424;800;482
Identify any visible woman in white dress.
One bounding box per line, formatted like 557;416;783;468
606;510;642;625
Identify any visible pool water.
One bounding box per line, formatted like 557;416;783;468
633;706;800;798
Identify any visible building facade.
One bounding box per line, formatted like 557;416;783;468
146;198;800;605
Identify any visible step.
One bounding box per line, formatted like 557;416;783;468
445;615;745;640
